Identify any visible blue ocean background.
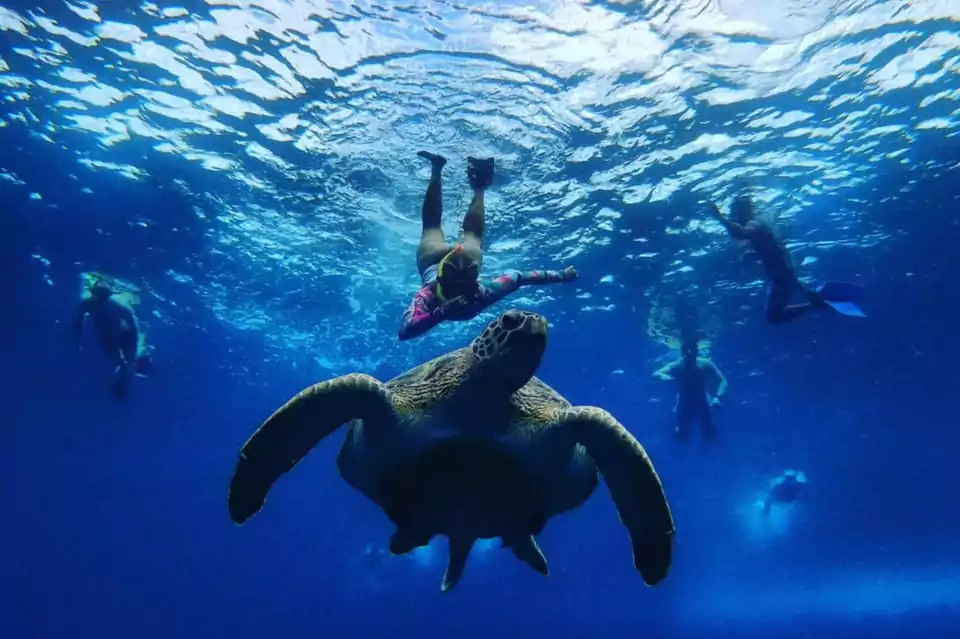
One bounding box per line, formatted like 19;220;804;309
3;1;960;637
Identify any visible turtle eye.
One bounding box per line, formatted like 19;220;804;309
500;313;522;331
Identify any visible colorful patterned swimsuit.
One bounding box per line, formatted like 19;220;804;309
398;268;569;340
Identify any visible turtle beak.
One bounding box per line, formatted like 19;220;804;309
528;315;547;337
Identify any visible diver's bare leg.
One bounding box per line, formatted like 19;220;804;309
416;151;450;276
461;156;494;265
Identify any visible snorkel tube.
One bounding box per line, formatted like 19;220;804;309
435;245;463;302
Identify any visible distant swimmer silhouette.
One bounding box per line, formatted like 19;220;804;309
74;274;153;399
654;335;728;442
762;470;808;515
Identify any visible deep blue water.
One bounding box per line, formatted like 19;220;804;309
3;1;960;637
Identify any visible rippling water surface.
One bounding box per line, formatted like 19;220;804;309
0;0;956;366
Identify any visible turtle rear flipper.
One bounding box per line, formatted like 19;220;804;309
505;535;549;576
441;536;475;593
388;528;431;555
561;406;675;586
228;373;394;524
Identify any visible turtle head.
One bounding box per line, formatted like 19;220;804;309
468;310;547;395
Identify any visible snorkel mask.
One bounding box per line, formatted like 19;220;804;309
435;245;479;302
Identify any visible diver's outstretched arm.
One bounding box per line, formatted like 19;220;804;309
653;360;680;381
706;202;752;241
398;287;444;341
478;267;577;307
517;266;578;287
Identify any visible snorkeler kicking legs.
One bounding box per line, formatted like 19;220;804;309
398;153;578;341
414;152;493;282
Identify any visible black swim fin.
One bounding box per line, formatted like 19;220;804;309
467;157;494;189
417;150;447;171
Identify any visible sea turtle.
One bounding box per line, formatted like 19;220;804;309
228;309;675;592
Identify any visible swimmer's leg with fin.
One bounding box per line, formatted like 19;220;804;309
765;277;820;323
416;151;452;277
460;157;494;267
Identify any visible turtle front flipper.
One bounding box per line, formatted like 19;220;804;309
560;406;675;586
228;373;394;524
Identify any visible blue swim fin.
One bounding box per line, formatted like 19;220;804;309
816;281;866;317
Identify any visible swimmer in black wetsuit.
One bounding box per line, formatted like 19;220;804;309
707;194;865;322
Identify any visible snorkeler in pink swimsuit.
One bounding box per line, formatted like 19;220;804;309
398;152;578;341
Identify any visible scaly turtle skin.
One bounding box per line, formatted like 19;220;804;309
228;310;676;592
